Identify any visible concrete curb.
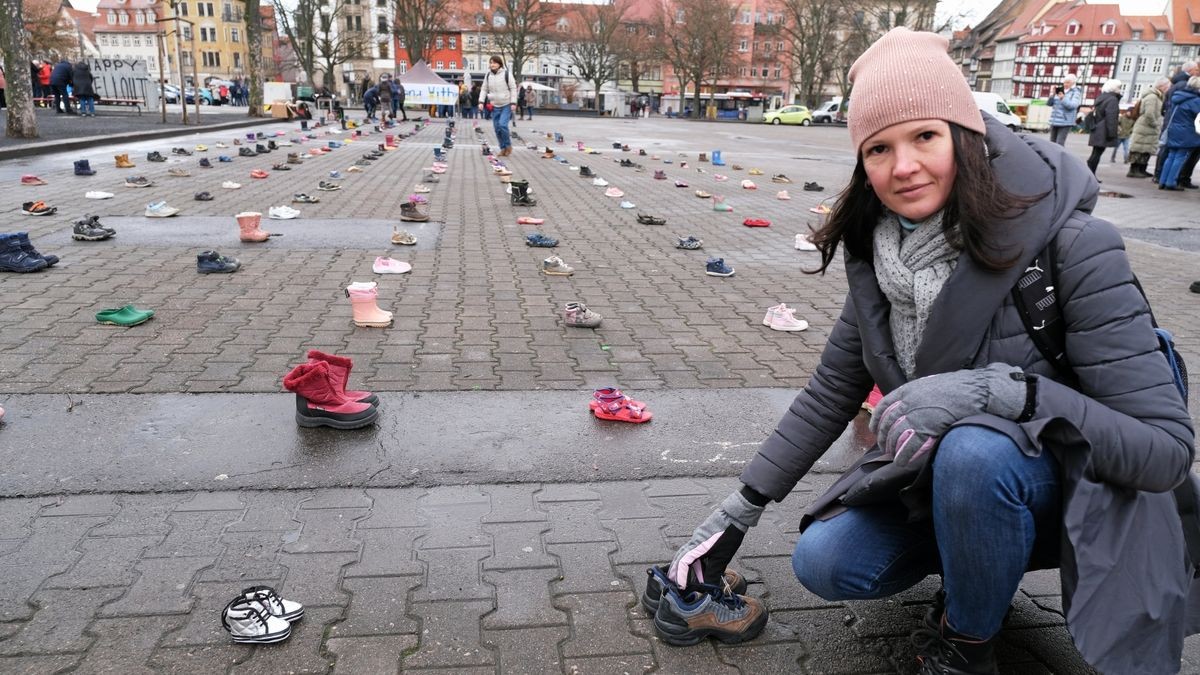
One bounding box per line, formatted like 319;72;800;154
0;117;277;161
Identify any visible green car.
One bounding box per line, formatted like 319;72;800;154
763;105;813;126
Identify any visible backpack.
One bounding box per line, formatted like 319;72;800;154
1012;243;1199;573
1130;96;1142;121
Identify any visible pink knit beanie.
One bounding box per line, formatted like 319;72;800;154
848;27;985;154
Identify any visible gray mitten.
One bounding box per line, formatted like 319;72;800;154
667;490;764;589
868;363;1028;466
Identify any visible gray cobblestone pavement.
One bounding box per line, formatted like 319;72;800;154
1;478;1164;674
0;106;259;152
1;117;1199;672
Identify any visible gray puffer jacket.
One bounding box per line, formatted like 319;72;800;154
740;115;1198;674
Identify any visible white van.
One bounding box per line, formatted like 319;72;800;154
812;98;842;124
972;92;1022;130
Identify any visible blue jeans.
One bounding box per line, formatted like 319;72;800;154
792;425;1061;640
79;96;95;115
492;104;512;149
1161;148;1190;187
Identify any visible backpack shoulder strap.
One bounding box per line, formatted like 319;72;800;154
1012;243;1071;379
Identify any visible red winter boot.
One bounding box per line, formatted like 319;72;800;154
306;350;379;406
282;361;378;429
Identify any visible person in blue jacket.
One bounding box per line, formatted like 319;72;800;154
363;85;380;121
1159;76;1200;190
1047;73;1082;145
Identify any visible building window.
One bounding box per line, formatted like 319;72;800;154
107;10;116;23
449;60;456;69
1096;45;1114;57
1065;21;1079;36
1072;44;1082;57
123;35;131;46
133;36;141;46
542;63;547;74
1156;31;1166;41
1120;56;1132;72
1028;45;1038;56
119;12;128;24
436;36;443;49
231;28;239;42
136;11;144;24
378;41;389;58
177;3;188;16
480;36;488;47
738;39;747;52
436;60;443;69
399;60;407;73
741;10;750;23
378;16;388;33
233;52;241;68
1101;22;1115;36
182;25;192;39
1047;45;1057;56
449;36;456;50
482;0;489;7
1192;22;1200;35
1152;56;1163;73
467;35;475;47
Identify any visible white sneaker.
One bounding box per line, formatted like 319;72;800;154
763;303;785;326
238;585;304;622
145;201;180;217
619;201;636;209
269;205;300;220
795;233;818;251
373;256;412;274
85;191;114;200
770;307;809;332
592;177;609;187
222;181;242;189
222;597;292;644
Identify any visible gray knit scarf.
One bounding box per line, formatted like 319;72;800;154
872;211;960;379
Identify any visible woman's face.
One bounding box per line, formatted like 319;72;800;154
861;119;956;222
489;60;500;72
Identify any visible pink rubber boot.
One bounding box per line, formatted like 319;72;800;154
236;212;270;242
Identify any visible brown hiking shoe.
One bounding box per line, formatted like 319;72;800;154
399;201;428;222
651;568;767;646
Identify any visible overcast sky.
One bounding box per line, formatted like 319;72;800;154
938;0;1173;29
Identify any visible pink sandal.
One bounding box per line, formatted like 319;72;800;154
517;216;544;225
589;388;653;423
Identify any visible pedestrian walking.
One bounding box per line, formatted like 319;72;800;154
49;57;74;114
71;60;96;117
1086;79;1121;176
1160;62;1200;188
1047;73;1082;145
460;83;473;119
661;27;1197;675
1127;77;1168;178
470;81;482;120
37;60;51;102
524;85;535;120
1158;76;1200;191
479;55;517;155
517;84;527;120
394;79;407;121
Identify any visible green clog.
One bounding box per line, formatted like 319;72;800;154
95;304;155;327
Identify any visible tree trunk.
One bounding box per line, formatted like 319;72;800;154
691;75;703;121
676;75;687;117
244;0;264;117
594;78;603;115
0;0;38;139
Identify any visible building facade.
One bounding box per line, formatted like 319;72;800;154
1114;16;1173;103
91;0;164;76
1011;2;1126;105
1168;0;1199;73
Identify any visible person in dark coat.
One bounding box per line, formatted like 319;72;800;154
391;79;406;121
1158;76;1200;190
48;58;74;114
362;85;380;121
664;28;1196;675
71;61;96;117
1085;79;1122;176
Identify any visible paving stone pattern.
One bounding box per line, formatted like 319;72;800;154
0;478;1135;674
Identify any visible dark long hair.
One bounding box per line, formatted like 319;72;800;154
807;124;1037;275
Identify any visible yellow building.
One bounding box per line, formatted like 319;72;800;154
164;0;273;84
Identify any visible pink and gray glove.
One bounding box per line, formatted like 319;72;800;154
868;363;1028;467
668;490;765;589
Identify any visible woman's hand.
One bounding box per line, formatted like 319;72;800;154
868;363;1028;466
668;490;764;589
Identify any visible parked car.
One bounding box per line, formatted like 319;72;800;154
811;99;842;124
763;105;813;126
184;87;214;105
972;92;1022;131
162;84;181;104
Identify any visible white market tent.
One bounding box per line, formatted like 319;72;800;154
519;81;555;92
397;61;459;105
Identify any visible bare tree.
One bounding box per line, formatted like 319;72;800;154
833;0;938;99
490;0;555;84
562;0;630;115
273;0;366;91
393;0;451;66
616;19;657;94
655;0;736;118
244;0;264;116
25;0;77;58
778;0;844;108
0;0;38;138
